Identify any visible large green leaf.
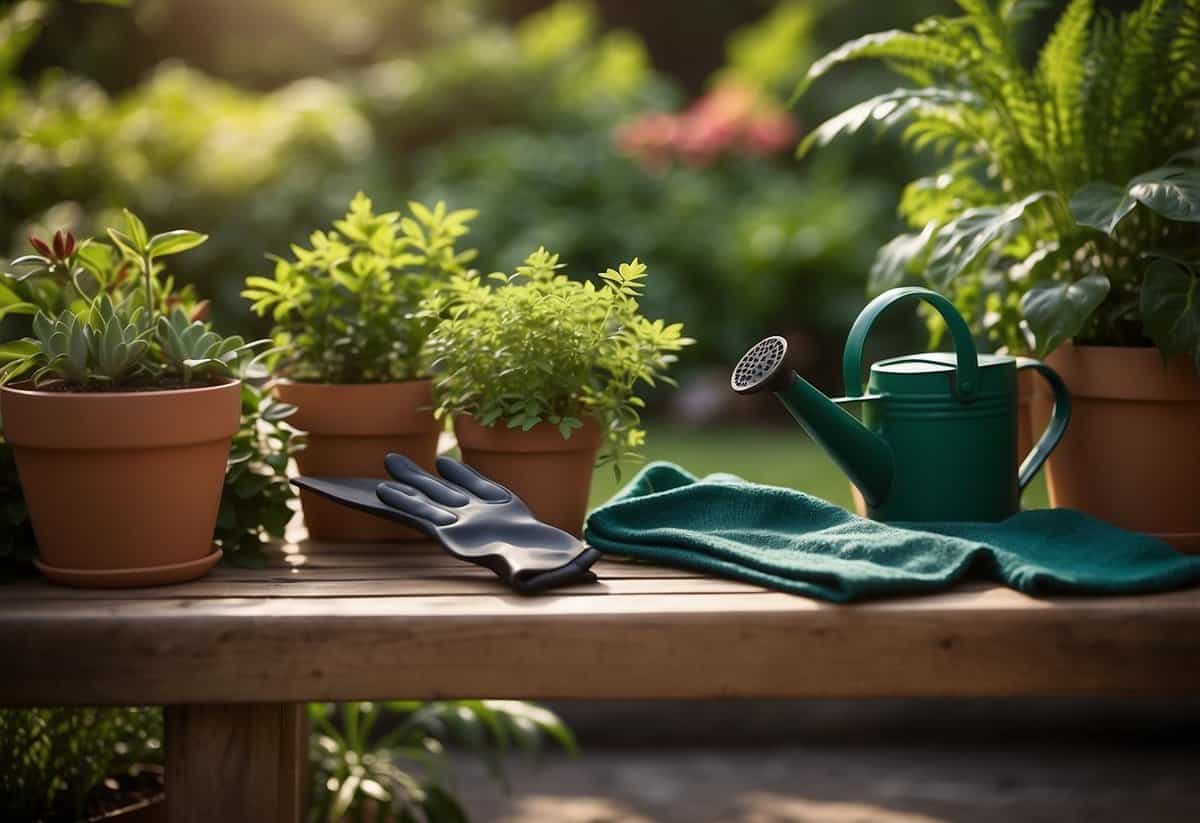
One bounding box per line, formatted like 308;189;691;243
147;230;208;258
1141;258;1200;369
925;191;1052;288
1021;273;1111;356
1129;166;1200;223
1069;182;1136;233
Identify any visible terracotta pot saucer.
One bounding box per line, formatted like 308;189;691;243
35;548;223;588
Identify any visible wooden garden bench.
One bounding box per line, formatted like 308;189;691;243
3;534;1199;821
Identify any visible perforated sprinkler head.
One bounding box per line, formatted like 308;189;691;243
730;335;796;395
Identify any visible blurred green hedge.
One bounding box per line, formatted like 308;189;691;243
2;0;930;371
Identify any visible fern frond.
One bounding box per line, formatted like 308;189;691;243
798;88;979;157
901;107;988;159
1158;0;1200;134
1037;0;1092;174
794;30;963;98
949;1;1055;183
1105;0;1172;179
899;160;1002;227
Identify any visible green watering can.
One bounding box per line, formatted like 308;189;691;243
731;287;1072;522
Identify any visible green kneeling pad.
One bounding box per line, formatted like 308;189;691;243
584;462;1200;603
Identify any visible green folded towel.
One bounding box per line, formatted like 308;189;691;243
584;462;1200;602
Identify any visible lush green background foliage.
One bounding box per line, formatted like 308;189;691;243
0;0;946;380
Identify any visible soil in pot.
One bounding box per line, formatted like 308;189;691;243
454;415;602;537
276;380;441;542
1031;344;1200;552
87;766;166;823
0;380;239;587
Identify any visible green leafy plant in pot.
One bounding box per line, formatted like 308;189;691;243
796;0;1200;547
243;193;477;542
425;247;693;535
0;213;268;586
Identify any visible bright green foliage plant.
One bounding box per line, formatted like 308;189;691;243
1;211;267;388
215;380;304;568
425;247;693;468
243;193;478;384
796;0;1200;368
309;699;575;823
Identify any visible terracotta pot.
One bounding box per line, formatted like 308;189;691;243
1030;344;1200;552
0;380;239;587
276;380;440;542
454;415;601;536
1017;367;1035;462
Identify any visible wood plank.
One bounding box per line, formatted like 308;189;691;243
265;554;696;580
165;702;304;823
4;586;1199;704
0;574;769;600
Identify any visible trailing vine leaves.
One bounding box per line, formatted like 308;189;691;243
1141;259;1200;370
215;381;303;568
1069;183;1137;234
1020;273;1111;357
1072;164;1200;232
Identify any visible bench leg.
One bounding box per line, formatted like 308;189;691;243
165;702;306;823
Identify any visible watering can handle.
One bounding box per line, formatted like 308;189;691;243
843;287;980;400
1015;357;1071;493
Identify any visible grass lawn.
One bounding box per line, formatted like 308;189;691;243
588;424;1049;512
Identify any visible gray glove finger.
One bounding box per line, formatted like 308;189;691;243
436;456;512;503
385;453;471;507
376;481;459;526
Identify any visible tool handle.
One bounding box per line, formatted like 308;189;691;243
842;287;979;400
1016;357;1071;493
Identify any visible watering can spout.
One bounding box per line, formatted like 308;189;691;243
731;336;894;508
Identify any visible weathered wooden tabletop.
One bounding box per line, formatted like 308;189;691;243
4;535;1200;706
3;534;1200;821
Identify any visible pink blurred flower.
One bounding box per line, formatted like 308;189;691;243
614;81;801;169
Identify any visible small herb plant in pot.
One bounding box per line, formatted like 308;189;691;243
0;213;267;586
796;0;1200;545
425;248;693;535
243;193;478;542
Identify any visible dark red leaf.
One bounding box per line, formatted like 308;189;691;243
64;231;76;258
52;230;65;259
29;236;52;257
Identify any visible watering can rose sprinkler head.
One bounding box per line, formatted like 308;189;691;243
731;335;895;510
730;335;795;396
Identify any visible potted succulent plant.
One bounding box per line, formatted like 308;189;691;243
243;193;477;542
0;212;266;586
424;247;692;535
796;0;1200;546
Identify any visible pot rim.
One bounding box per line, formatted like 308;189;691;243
454;414;603;453
1;377;242;450
1;375;239;399
273;376;432;388
275;378;440;435
1039;342;1200;402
